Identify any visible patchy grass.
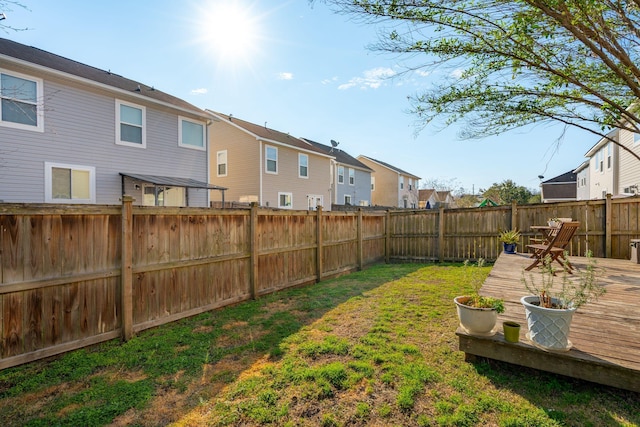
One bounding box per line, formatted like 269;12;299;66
0;263;638;426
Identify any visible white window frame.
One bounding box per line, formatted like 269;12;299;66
635;132;640;146
307;195;323;211
607;143;612;170
278;191;292;209
298;153;309;178
266;145;278;174
0;69;44;132
348;168;355;185
344;194;352;205
371;176;375;191
44;162;96;204
217;150;228;177
178;116;206;150
116;100;146;148
400;176;404;190
337;165;344;184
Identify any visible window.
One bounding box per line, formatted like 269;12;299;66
143;185;185;207
266;145;278;173
0;70;43;131
116;100;146;147
45;162;95;204
400;177;404;190
299;153;308;178
635;132;640;145
348;168;355;185
278;192;292;209
599;149;604;172
217;150;227;176
338;166;344;184
344;195;352;205
179;116;205;150
607;143;612;169
308;195;323;210
408;179;413;190
371;176;375;191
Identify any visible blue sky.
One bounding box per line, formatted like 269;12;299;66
3;0;594;193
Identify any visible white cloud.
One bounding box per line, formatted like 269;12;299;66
191;88;208;95
415;70;430;77
321;76;339;85
451;68;464;79
338;67;396;90
278;72;294;80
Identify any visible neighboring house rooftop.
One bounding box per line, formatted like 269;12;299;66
574;161;589;174
207;111;329;157
0;37;205;115
418;189;437;201
302;139;373;171
585;128;618;157
541;171;577;200
358;156;421;179
542;171;577;184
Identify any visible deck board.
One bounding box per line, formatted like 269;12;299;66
457;252;640;393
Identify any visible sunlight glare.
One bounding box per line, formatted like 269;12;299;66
197;1;262;65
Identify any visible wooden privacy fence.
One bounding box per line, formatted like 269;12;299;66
2;195;640;369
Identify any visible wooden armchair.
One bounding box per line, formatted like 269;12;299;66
525;221;580;273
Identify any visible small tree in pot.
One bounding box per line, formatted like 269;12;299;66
520;251;605;351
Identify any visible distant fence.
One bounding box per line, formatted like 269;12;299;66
1;195;639;369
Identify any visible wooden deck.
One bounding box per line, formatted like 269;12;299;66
457;252;640;393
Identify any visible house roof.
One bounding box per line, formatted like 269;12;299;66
542;171;577;184
357;156;421;179
0;37;206;116
207;111;329;157
585;128;618;157
418;189;437;201
302;139;373;171
573;161;589;174
436;190;452;201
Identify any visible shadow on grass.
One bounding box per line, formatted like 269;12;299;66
0;263;427;426
470;357;640;427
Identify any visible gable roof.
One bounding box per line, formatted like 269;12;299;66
0;37;205;116
436;190;452;201
418;189;438;202
542;171;577;184
358;156;421;179
302;139;373;171
207;111;330;157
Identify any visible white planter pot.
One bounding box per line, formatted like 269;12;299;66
521;296;576;351
454;296;498;336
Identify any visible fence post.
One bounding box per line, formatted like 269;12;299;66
121;196;134;341
316;206;323;282
249;202;258;299
385;210;391;263
357;208;363;270
511;201;518;230
439;206;445;262
606;193;612;258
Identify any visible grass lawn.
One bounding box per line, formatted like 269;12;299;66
0;263;638;426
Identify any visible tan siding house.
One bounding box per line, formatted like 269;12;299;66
357;156;420;208
207;111;333;210
618;128;640;195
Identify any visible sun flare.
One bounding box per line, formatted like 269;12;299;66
197;1;263;64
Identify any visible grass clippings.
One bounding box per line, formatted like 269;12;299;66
0;263;638;426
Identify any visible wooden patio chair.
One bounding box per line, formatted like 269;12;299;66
525;221;580;272
529;218;573;246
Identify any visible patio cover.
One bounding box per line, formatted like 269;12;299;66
119;173;227;206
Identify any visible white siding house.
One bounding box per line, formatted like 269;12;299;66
584;130;618;199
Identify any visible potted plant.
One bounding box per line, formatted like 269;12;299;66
454;259;505;336
520;251;605;351
498;229;521;254
547;217;559;228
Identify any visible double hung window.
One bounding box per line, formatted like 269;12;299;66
266;145;278;173
179;116;205;150
116;100;146;147
299;154;308;178
0;70;43;131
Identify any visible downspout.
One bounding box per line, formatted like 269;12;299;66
206;120;211;207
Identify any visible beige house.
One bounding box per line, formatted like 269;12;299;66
207;111;333;210
357;156;420;208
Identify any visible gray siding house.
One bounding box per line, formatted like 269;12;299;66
0;37;221;206
303;139;373;207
